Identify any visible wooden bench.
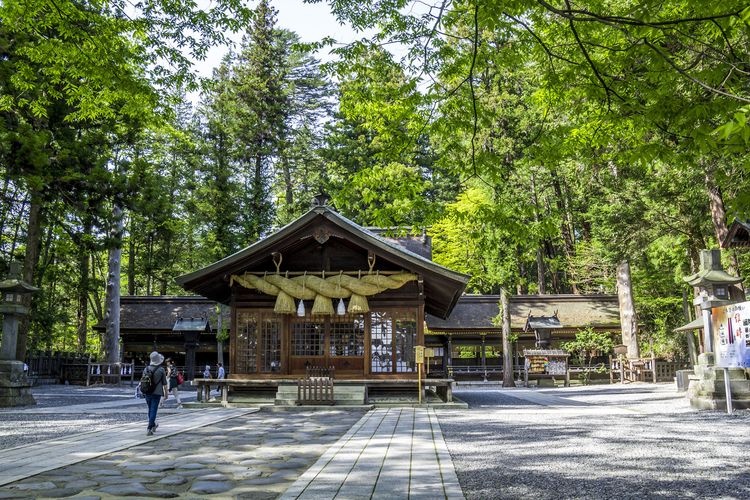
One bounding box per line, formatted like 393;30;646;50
193;378;259;404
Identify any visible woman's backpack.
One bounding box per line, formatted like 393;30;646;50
140;366;156;394
176;371;185;386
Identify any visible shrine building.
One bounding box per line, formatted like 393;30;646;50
175;197;470;385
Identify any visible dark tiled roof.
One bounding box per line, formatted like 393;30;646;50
366;228;432;259
525;316;563;330
723;219;750;248
93;296;229;332
425;294;621;332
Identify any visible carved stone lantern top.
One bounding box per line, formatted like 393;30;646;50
0;262;38;315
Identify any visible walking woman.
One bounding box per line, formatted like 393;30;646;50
163;358;182;408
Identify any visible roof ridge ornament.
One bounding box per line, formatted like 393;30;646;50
312;193;331;208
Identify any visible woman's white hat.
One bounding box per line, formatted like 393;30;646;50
150;351;165;365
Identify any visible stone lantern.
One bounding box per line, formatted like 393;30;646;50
683;249;749;411
684;249;743;353
0;261;39;407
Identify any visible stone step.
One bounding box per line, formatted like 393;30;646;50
690;397;750;411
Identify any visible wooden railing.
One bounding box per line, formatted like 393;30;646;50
25;351;90;384
610;357;691;383
306;365;335;378
448;364;526;381
85;362;135;386
297;377;335;405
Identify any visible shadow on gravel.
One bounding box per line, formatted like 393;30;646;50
438;406;750;500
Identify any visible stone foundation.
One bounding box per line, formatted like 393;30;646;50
0;360;36;407
687;353;750;410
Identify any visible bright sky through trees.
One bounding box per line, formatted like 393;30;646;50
195;0;365;79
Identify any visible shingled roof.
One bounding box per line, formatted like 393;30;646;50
722;219;750;248
93;296;228;332
176;205;469;319
425;294;621;334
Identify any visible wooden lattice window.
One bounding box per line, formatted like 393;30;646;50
236;311;258;373
394;315;416;373
371;312;392;372
291;320;324;356
370;310;417;373
330;315;365;357
260;319;281;372
235;311;280;374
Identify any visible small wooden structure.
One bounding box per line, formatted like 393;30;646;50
93;296;226;380
426;295;620;380
523;349;570;387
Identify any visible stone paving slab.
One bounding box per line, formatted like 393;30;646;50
0;407;367;499
280;408;465;500
0;407;256;486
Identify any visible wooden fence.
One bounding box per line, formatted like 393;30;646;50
25;351;89;384
24;351;136;386
610;356;691;383
297;377;335;405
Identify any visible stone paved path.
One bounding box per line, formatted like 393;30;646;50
0;408;366;499
0;406;254;487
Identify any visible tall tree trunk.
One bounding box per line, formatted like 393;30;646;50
103;203;124;364
16;192;43;361
128;216;136;295
530;174;546;294
704;169;744;298
501;289;515;387
616;260;640;359
705;168;738;272
550;169;578;293
76;218;92;352
536;248;546;294
282;153;293;207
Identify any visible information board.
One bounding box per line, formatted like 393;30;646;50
711;300;750;368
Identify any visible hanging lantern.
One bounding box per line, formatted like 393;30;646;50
297;299;306;317
337;298;346;316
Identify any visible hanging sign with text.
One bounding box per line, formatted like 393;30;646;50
711;301;750;368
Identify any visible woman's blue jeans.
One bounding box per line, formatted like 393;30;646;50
144;393;162;430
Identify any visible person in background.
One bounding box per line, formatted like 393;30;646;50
216;362;225;394
144;351;168;436
161;358;182;408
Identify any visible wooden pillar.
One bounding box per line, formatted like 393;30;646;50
481;335;487;381
446;334;453;377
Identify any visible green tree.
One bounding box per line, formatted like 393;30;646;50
562;328;615;384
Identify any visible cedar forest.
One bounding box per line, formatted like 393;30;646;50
1;0;749;363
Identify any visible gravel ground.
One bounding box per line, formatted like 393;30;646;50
440;384;750;500
0;384;149;450
3;383;749;499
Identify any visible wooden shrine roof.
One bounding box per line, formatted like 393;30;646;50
93;296;228;332
425;294;621;333
722;219;750;248
176;206;469;318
